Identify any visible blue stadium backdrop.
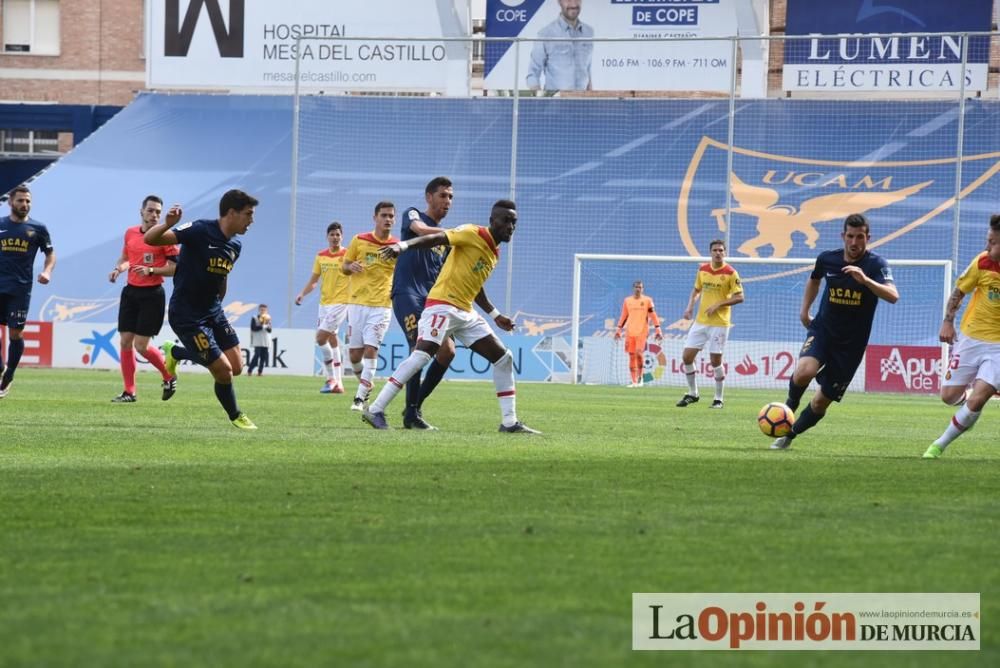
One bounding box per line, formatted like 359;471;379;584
16;92;1000;384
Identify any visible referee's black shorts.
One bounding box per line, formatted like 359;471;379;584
118;284;167;337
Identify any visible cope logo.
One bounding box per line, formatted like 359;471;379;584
164;0;245;58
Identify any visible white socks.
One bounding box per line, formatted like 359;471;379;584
331;344;342;383
684;363;697;395
370;350;431;413
355;357;376;400
933;404;981;450
713;365;725;401
493;350;518;427
320;342;335;380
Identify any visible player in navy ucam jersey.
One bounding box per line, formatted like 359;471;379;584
391;176;456;430
770;213;899;450
144;189;259;430
0;185;55;399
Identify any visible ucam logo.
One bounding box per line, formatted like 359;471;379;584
865;344;941;394
677;135;1000;262
164;0;245;58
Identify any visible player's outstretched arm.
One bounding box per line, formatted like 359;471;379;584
841;265;899;304
407;218;445;236
109;250;128;282
939;287;967;344
475;289;514;332
648;305;663;341
683;288;700;321
800;277;821;328
615;299;628;340
145;204;182;246
38;249;55;285
379;231;450;261
295;273;321;305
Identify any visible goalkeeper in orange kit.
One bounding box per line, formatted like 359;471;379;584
614;280;662;387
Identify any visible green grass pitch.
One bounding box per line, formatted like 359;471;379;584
1;368;996;667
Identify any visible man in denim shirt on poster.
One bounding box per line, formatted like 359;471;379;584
526;0;594;91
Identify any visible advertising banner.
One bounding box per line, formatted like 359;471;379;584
0;321;53;368
484;0;738;91
863;344;943;394
147;0;471;94
783;0;993;92
579;337;867;391
52;322;316;376
44;323;564;382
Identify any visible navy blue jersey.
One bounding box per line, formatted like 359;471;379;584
810;249;893;348
169;219;241;321
0;216;53;294
391;207;447;298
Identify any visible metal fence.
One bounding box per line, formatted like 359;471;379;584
286;32;1000;325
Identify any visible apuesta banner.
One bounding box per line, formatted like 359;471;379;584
783;0;993;92
484;0;738;92
147;0;471;94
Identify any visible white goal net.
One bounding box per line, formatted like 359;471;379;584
572;254;952;394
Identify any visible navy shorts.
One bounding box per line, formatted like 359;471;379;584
799;328;864;402
118;285;166;337
169;310;240;366
392;292;426;348
0;291;30;330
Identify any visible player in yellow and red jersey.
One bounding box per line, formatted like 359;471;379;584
341;202;398;411
924;215;1000;458
614;280;661;387
361;199;539;434
296;221;351;394
676;239;744;409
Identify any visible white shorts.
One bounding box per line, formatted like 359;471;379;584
683;322;730;355
317;303;347;334
418;303;494;348
346;304;391;349
943;335;1000;389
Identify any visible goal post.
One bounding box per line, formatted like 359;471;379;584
571;254;952;394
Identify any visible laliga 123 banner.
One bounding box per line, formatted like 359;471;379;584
484;0;738;91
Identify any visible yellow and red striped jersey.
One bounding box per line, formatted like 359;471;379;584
344;232;398;307
426;225;499;312
310;248;349;305
957;251;1000;342
694;262;743;327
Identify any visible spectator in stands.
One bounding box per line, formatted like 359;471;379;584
526;0;593;92
248;303;272;376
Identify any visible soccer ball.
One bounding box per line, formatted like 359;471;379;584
758;402;794;437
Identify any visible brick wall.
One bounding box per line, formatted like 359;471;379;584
0;0;144;105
